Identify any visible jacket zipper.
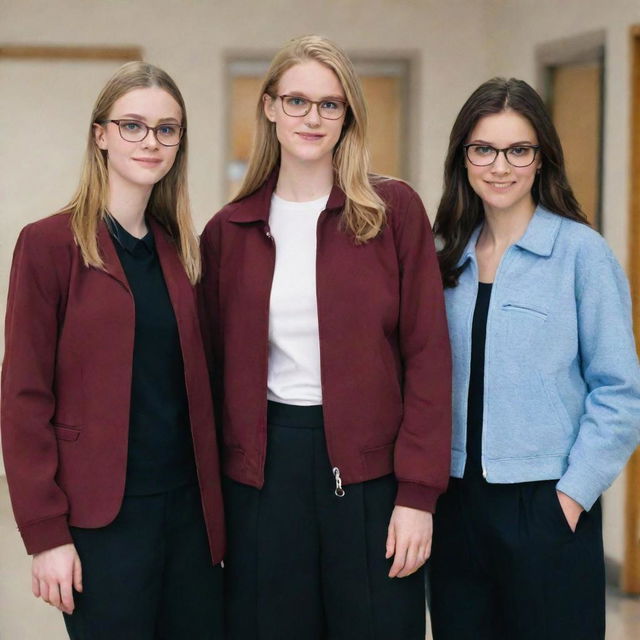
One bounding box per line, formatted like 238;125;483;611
314;210;344;497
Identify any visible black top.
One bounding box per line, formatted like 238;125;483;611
108;216;197;495
465;282;492;478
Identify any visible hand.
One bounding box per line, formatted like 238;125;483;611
32;543;82;614
385;505;432;578
556;490;584;532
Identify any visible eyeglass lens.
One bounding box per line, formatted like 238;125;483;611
118;120;182;146
280;96;346;120
466;145;537;167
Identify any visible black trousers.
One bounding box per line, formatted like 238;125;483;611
224;402;425;640
63;483;223;640
428;475;605;640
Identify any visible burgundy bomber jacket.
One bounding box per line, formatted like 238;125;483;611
1;213;225;562
200;174;451;512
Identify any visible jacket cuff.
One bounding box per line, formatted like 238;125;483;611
556;463;602;512
395;481;441;513
20;514;73;555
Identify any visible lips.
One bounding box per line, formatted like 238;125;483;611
133;157;162;166
296;133;324;141
486;181;515;191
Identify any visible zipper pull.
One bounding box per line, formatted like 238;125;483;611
332;467;345;497
264;225;274;243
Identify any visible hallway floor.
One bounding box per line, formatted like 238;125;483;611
1;477;638;639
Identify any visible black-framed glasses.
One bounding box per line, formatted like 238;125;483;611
278;95;347;120
464;144;540;168
98;119;185;146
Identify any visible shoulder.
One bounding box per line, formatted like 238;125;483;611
17;211;75;250
553;214;615;266
372;176;422;210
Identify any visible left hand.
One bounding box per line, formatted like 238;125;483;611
385;505;432;578
556;490;584;532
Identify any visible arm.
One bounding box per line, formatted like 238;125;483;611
385;188;452;575
199;216;224;424
1;223;81;609
556;248;640;512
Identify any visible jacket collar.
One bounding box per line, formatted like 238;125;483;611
456;205;561;267
227;167;346;224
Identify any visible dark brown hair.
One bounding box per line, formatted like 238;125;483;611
433;77;588;287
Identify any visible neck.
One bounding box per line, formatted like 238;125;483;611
480;200;536;250
107;175;152;238
275;154;334;202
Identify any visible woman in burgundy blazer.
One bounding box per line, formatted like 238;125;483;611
1;62;224;639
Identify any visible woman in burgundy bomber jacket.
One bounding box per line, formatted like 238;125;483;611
199;36;451;640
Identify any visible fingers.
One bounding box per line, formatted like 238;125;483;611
73;556;83;593
60;579;75;614
47;581;62;610
38;579;49;605
385;523;396;560
32;574;40;598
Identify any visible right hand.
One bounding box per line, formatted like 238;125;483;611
32;543;82;614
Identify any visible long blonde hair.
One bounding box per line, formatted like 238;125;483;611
64;61;200;283
235;35;386;243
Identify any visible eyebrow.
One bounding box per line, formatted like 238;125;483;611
468;139;536;146
284;91;346;101
117;113;181;124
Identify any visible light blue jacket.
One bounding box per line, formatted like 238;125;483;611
445;206;640;510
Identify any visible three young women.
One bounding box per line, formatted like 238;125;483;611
1;62;224;639
199;35;451;640
429;77;640;639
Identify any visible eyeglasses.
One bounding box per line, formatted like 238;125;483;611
278;95;347;120
98;119;185;147
464;144;540;168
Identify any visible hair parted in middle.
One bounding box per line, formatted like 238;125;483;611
433;76;588;288
234;34;386;243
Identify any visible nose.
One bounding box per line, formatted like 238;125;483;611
491;149;511;174
142;127;160;149
304;103;322;127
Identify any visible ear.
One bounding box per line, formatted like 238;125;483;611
263;94;277;123
93;122;108;150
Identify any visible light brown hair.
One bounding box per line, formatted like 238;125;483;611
63;61;200;283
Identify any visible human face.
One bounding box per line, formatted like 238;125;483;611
94;87;182;193
464;110;541;217
264;60;346;169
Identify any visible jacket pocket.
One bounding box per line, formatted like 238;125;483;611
501;303;548;320
361;442;395;477
53;424;81;442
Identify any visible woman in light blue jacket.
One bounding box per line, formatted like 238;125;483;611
428;77;640;640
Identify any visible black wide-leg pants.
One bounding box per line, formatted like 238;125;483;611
428;475;605;640
223;402;425;640
63;483;223;640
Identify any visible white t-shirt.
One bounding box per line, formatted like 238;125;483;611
266;192;329;405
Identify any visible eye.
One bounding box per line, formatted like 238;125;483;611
158;124;178;136
473;145;495;155
285;96;308;107
320;100;339;110
121;120;143;131
508;146;530;156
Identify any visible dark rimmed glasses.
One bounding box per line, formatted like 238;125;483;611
278;95;347;120
98;119;185;147
464;144;541;168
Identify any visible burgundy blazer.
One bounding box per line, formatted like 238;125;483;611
200;174;452;513
1;213;225;562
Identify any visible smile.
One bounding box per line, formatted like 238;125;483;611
296;133;325;141
132;157;163;166
486;181;515;190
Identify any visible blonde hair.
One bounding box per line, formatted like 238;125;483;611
63;61;200;283
235;35;386;243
